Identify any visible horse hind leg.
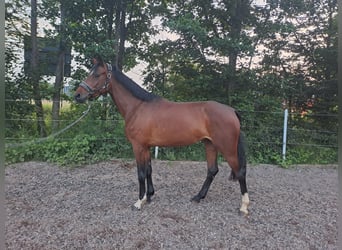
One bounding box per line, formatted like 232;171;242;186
238;177;249;215
237;132;249;215
225;154;249;215
225;134;249;215
191;140;218;202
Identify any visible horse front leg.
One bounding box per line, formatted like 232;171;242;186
134;163;148;210
133;144;154;210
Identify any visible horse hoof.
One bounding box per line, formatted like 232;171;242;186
133;194;147;210
131;205;141;211
191;195;201;203
239;208;249;216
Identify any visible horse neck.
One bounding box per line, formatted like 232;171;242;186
108;79;142;120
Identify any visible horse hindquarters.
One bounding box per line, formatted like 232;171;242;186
218;112;249;215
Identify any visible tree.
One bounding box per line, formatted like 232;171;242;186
144;0;254;104
30;0;47;137
38;0;159;126
251;0;337;114
5;0;34;137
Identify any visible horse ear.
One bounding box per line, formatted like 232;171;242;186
92;55;104;65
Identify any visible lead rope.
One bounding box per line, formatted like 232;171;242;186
6;103;92;148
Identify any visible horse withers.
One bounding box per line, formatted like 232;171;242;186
74;57;250;215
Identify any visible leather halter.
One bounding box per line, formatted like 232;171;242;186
79;63;112;96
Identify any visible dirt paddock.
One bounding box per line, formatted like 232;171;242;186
6;160;338;249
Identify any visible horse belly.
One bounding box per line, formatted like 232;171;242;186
149;118;208;147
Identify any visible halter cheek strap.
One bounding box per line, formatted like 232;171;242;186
106;63;112;80
103;63;112;90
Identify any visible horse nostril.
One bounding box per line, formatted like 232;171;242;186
74;93;82;102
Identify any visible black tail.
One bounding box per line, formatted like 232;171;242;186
235;111;247;180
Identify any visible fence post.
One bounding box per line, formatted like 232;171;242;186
154;146;159;159
282;109;288;160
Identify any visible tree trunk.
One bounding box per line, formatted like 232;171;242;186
105;0;114;40
51;50;64;132
51;2;66;132
118;2;126;71
114;1;121;68
30;0;47;137
113;0;126;70
226;0;249;105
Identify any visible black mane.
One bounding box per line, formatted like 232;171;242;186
112;67;160;102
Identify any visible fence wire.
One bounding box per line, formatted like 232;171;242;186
5;101;338;163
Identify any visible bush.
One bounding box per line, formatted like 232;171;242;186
285;146;337;165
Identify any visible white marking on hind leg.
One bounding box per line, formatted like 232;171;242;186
240;193;250;215
134;194;147;210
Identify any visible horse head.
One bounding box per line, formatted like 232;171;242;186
74;56;112;103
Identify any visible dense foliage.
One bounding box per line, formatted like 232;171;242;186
5;0;337;166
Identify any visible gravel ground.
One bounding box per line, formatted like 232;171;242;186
6;160;338;249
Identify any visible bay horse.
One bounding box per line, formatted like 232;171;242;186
74;57;250;215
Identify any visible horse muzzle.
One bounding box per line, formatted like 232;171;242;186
74;81;94;103
74;92;88;103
